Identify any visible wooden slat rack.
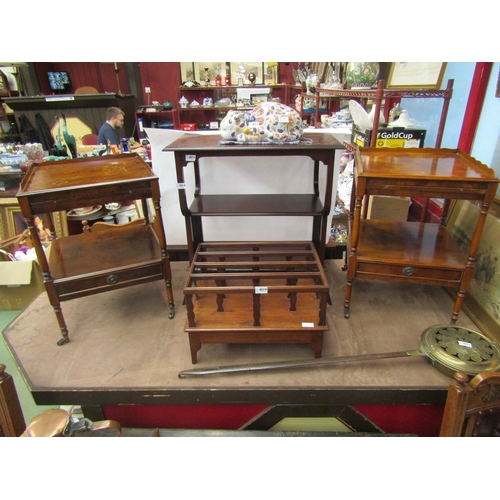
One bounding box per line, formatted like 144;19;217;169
183;241;330;363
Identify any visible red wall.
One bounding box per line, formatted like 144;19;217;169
138;62;296;106
34;62;297;105
138;62;181;105
35;62;129;95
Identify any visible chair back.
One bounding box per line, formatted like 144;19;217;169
74;86;99;94
440;370;500;436
81;134;99;145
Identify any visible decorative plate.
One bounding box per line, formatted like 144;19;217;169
67;205;102;217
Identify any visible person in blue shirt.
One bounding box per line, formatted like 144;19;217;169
97;107;125;146
97;107;145;153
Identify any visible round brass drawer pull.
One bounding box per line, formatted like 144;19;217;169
403;266;414;276
106;274;118;284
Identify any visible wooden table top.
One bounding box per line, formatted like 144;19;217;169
17;154;156;196
356;148;499;182
163;132;344;153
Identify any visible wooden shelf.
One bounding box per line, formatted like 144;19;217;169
356;220;466;285
188;194;324;216
48;224;163;281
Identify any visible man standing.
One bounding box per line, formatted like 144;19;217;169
97;107;124;146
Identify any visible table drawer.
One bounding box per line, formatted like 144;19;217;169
356;261;463;284
55;262;164;297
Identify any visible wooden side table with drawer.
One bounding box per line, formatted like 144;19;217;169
344;148;499;323
16;154;175;345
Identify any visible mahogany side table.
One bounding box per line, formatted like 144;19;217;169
344;148;499;323
17;154;175;345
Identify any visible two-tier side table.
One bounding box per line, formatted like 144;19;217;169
16;154;175;345
344;148;499;323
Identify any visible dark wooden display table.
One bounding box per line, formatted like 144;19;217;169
163;132;343;263
344;148;499;322
184;241;330;363
16;154;175;345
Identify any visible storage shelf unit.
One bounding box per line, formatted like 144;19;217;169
164;132;343;360
308;79;454;148
176;84;289;130
163;132;343;263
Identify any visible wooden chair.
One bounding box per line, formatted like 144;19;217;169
439;371;500;436
82;217;144;233
0;364;26;437
74;86;99;94
81;133;99;145
0;230;32;261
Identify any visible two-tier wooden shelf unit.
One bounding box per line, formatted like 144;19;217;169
164;133;343;362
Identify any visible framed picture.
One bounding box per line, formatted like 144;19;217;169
263;62;279;85
387;62;447;89
446;198;500;343
179;62;195;84
230;62;264;85
0;199;68;240
250;93;269;105
193;62;227;84
0;69;11;97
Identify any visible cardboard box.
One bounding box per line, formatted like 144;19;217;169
367;195;411;221
352;127;426;148
0;259;45;311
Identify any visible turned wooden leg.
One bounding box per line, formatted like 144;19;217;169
344;278;353;319
162;255;175;319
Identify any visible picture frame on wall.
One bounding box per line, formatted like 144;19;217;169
0;199;68;241
387;62;447;89
179;62;195;84
230;62;264;85
193;62;227;84
446;198;500;343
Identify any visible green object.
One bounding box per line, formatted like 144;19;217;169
61;112;77;159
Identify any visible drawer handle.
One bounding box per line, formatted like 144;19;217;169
403;266;414;276
107;274;119;284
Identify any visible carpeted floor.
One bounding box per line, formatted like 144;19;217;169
3;259;481;398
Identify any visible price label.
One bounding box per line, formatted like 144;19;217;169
458;341;473;348
254;286;268;294
177;183;186;189
45;96;75;102
185;155;196;162
278;116;290;123
302;322;314;328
